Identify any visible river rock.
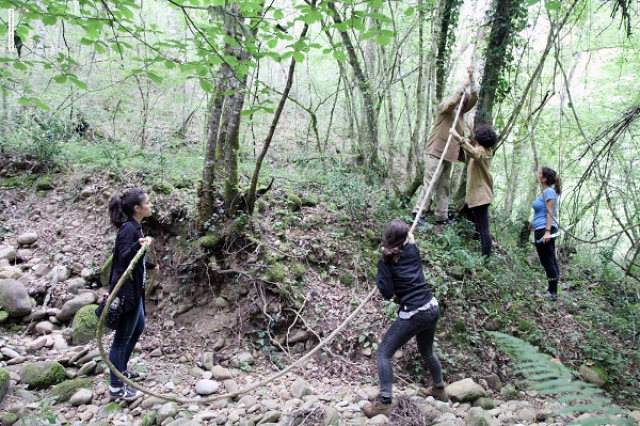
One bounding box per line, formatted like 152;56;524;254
47;265;70;283
211;365;233;380
17;232;38;245
69;388;93;406
0;266;22;280
446;378;487;403
56;293;95;322
0;247;16;262
195;379;220;395
0;279;32;317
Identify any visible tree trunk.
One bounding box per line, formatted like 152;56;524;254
474;0;526;125
327;2;381;170
434;0;463;101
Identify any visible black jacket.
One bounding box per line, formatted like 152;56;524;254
109;219;154;314
376;243;433;314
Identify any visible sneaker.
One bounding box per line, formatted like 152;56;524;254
411;212;427;227
123;370;143;381
362;397;393;418
109;385;142;401
420;386;450;402
541;292;558;302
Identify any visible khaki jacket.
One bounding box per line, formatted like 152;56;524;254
460;140;493;208
425;85;479;163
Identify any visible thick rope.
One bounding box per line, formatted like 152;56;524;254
96;240;379;404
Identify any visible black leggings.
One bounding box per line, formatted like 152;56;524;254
469;204;492;258
534;227;559;294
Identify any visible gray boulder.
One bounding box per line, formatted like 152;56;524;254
0;279;32;318
56;293;95;322
0;246;16;262
445;378;487;403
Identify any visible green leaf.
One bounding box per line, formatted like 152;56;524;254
358;335;366;343
17;97;30;106
80;38;94;46
53;75;67;84
404;7;415;16
164;60;176;69
273;9;284;19
213;0;225;6
32;98;50;111
293;52;305;62
545;0;561;10
146;72;163;84
199;79;213;92
42;15;57;26
267;39;278;49
361;31;377;41
332;50;346;61
69;77;88;90
13;62;28;71
376;35;390;46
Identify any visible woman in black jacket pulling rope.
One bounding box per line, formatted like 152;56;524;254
106;188;157;401
362;219;449;418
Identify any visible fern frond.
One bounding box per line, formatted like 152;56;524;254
487;331;634;426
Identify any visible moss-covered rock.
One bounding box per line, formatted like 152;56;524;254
152;180;175;195
285;191;303;212
301;193;319;207
72;304;99;345
199;233;222;250
472;397;495;410
266;264;286;283
100;254;113;288
140;413;158;426
289;262;306;281
35;175;54;191
0;310;9;323
1;412;17;425
98;402;124;418
19;361;66;389
0;368;10;403
50;377;92;402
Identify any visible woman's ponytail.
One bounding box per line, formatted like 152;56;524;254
109;188;146;228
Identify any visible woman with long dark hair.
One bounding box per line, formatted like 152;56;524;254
530;167;562;301
106;188;157;400
362;219;448;418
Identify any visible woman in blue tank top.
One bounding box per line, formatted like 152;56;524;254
529;167;562;301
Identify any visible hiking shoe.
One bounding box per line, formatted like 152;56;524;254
541;292;558;302
109;385;142;401
362;398;393;418
420;386;450;402
435;218;454;226
411;212;427;228
123;370;143;381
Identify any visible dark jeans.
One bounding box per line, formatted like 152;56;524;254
469;204;492;258
534;227;559;294
109;299;145;388
377;306;443;399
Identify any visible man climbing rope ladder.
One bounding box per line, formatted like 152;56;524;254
412;66;479;234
